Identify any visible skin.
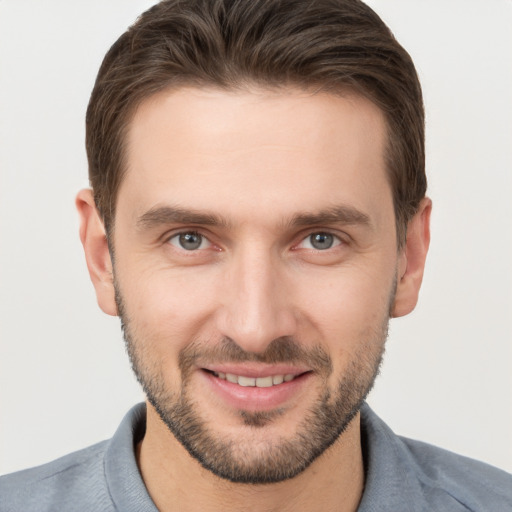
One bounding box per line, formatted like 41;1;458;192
77;87;431;512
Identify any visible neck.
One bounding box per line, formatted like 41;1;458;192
137;403;365;512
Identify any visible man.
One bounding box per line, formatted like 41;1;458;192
1;0;511;510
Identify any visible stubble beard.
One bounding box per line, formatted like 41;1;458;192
115;284;389;484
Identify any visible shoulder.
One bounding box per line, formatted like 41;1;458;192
0;404;149;512
0;441;114;512
359;403;512;511
398;435;512;509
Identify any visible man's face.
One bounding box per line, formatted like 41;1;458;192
111;87;400;483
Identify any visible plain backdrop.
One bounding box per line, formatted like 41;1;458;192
1;0;511;476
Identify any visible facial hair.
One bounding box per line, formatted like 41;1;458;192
116;283;389;484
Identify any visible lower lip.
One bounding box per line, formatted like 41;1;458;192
200;370;312;412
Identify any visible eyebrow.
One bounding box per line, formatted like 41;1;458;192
136;206;230;231
136;204;372;231
287;205;372;229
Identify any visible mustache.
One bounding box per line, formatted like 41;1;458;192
179;336;333;376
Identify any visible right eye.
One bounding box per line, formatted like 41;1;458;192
295;232;342;251
168;231;212;251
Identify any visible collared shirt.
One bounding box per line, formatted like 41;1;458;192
1;403;511;511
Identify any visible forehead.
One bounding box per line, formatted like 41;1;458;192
119;86;391;227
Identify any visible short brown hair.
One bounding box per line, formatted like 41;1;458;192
86;0;426;245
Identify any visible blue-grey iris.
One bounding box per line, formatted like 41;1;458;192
310;233;334;250
179;232;203;250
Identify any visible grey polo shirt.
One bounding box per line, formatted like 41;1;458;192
1;403;511;511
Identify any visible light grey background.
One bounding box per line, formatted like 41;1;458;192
1;0;511;475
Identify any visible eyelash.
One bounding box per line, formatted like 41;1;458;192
167;231;212;251
166;230;344;253
295;232;343;251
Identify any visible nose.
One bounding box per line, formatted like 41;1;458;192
215;246;297;354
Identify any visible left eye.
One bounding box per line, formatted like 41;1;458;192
297;232;341;250
168;231;211;251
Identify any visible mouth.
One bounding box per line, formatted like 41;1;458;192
208;370;301;387
200;366;312;411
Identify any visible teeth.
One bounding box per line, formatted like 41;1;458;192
238;376;256;387
213;371;297;387
256;376;273;388
272;375;284;385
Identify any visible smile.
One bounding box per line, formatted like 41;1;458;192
212;371;297;387
202;367;312;411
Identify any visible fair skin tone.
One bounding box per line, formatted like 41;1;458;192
77;87;431;512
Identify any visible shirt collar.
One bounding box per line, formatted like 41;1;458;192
357;402;426;511
103;402;427;511
104;403;158;512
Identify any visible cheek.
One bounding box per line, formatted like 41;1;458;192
301;262;393;313
118;264;220;358
295;264;394;352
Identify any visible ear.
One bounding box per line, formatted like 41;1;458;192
76;189;118;316
391;197;432;318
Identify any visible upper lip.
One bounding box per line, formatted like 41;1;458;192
202;363;310;378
